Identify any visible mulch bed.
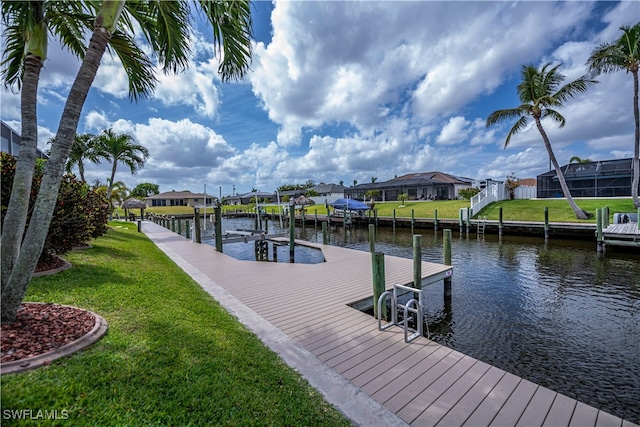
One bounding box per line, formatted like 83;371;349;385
1;303;96;363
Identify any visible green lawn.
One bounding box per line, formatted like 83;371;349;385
1;222;349;426
126;198;636;224
475;198;636;223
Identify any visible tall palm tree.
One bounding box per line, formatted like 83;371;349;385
486;63;597;219
94;128;149;214
587;23;640;208
1;2;61;291
1;1;253;323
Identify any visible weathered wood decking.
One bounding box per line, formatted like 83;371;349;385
602;222;640;249
142;221;637;426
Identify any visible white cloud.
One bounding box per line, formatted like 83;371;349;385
436;116;470;146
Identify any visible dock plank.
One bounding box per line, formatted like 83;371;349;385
142;222;638;427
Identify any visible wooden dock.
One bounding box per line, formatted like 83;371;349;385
142;221;637;426
601;222;640;250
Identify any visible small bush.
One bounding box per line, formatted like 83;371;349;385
458;187;481;200
0;153;109;262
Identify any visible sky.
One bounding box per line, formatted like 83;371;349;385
1;1;637;197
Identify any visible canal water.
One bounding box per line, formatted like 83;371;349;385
199;217;639;423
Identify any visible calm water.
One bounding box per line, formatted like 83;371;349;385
198;218;640;422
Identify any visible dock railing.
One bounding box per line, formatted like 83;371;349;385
470;183;500;213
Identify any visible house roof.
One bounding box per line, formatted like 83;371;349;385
310;183;346;193
145;190;207;199
351;171;474;190
518;178;537;186
238;191;275;198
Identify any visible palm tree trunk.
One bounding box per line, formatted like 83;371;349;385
1;28;112;324
632;69;639;208
0;54;43;293
535;118;591;219
79;160;86;182
106;164;117;220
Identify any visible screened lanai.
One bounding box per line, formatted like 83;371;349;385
537;158;638;198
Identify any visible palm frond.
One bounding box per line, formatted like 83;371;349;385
108;30;158;101
504;116;529;148
540;109;566;128
486;107;527;127
197;0;253;82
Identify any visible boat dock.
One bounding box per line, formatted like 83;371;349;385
141;221;637;426
601;222;640;249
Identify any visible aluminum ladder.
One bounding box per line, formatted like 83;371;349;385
377;283;429;343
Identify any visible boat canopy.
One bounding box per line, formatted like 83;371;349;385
330;198;371;211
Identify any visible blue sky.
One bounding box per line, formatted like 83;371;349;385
1;1;637;197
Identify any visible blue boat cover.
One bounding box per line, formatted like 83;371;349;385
330;198;371;211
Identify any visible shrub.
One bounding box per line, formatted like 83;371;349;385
0;153;109;263
458;187;481;200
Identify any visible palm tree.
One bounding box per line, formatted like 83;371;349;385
587;23;640;208
94;129;148;217
60;133;103;182
1;2;69;292
398;193;409;207
486;63;597;219
1;1;253;323
95;180;129;213
569;156;592;164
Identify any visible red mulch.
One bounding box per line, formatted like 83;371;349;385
34;254;67;273
1;303;96;363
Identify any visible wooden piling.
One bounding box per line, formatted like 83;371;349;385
498;207;504;237
171;216;176;233
215;205;223;252
544;207;550;240
411;209;415;235
194;208;201;243
466;207;471;234
185;220;190;239
443;229;452;297
596;207;604;252
289;203;295;263
369;224;376;254
177;219;182;235
372;252;386;319
458;209;463;231
413;234;422;290
392;209;396;231
434;209;438;231
322;222;328;244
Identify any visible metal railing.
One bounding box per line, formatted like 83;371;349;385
378;283;429;343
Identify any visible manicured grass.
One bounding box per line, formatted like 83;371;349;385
1;222;349;426
476;198;636;223
123;198;636;223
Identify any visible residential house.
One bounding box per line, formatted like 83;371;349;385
345;171;474;201
145;190;216;207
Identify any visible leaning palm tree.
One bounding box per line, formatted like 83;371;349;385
94;129;149;218
486;63;597;219
587;23;640;208
1;1;253;323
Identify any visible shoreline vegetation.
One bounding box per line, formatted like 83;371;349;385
0;222;350;426
122;198;636;224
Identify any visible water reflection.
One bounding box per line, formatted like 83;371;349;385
195;217;638;422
